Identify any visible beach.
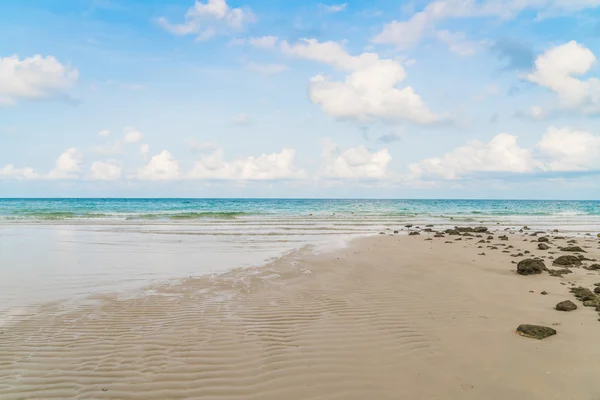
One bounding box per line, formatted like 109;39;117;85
2;226;600;399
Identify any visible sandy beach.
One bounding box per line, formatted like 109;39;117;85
2;227;600;399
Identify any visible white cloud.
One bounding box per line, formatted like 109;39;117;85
538;126;600;171
245;62;287;74
526;41;600;114
98;129;111;137
123;128;143;143
137;150;182;180
232;113;250;125
409;134;540;180
157;0;255;40
0;54;78;105
0;165;40;180
435;30;476;55
373;0;600;50
89;160;122;181
188;148;306;180
321;139;392;179
187;139;219;153
248;35;279;49
281;39;442;124
319;3;347;13
48;148;83;180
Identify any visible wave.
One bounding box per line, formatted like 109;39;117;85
125;212;252;220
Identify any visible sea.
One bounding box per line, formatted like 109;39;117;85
1;198;599;320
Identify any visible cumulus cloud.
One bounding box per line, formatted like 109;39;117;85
0;165;40;180
373;0;600;50
281;39;442;124
89;160;122;181
188;148;306;180
0;54;78;105
526;41;600;114
98;129;111;137
157;0;254;40
409;126;600;180
538;126;600;171
321;139;392;179
137;150;182;180
245;62;287;74
48;148;83;180
123;128;143;143
409;134;540;180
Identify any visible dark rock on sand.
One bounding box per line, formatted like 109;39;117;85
570;287;596;302
457;227;474;232
445;229;461;236
594;287;600;294
553;255;582;266
409;231;420;236
474;226;488;233
538;237;550;243
548;268;573;277
517;259;546;275
541;291;548;295
463;233;474;237
393;230;399;234
584;264;600;271
561;246;586;253
405;224;413;228
434;234;445;238
556;300;578;311
538;243;550;250
516;324;556;340
487;235;494;240
499;235;509;241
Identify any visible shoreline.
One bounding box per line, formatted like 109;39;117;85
2;226;600;398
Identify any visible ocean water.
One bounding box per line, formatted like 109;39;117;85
1;198;600;318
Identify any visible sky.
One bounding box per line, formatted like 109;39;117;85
1;0;600;199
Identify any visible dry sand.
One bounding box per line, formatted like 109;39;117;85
2;230;600;399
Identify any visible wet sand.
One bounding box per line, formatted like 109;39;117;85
1;229;600;399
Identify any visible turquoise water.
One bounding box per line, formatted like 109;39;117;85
1;198;600;221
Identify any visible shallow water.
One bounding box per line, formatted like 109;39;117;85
1;198;599;316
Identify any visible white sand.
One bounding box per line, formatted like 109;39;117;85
1;230;600;399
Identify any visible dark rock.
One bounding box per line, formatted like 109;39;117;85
426;224;433;227
456;227;474;232
445;229;461;235
474;226;488;233
548;268;573;277
499;235;508;241
560;246;586;253
538;237;550;243
538;243;550;250
463;233;474;237
524;251;530;254
555;236;565;240
516;324;556;340
556;300;577;311
379;232;385;235
478;253;486;256
393;230;399;234
567;239;577;244
424;228;433;232
585;264;600;271
405;224;413;228
517;259;546;275
595;287;600;294
490;246;498;250
570;287;596;302
478;240;486;243
553;255;582;266
541;291;548;295
409;231;420;236
434;234;445;238
487;235;494;240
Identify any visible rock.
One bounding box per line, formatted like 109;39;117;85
409;231;420;236
499;235;509;241
556;300;578;311
478;240;486;243
393;230;399;234
538;237;550;243
561;246;586;253
478;253;486;256
553;255;582;266
595;287;600;294
538;243;550;250
523;226;530;230
490;246;498;250
548;269;573;277
524;251;530;254
555;236;565;240
570;287;596;302
541;291;548;295
517;259;547;275
405;224;413;228
379;232;385;235
516;324;556;339
457;227;474;232
434;234;445;238
426;224;433;227
445;229;461;235
487;235;494;240
474;226;488;233
463;233;474;237
424;228;433;232
585;264;600;271
553;229;559;233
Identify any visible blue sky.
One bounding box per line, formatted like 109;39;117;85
1;0;600;199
